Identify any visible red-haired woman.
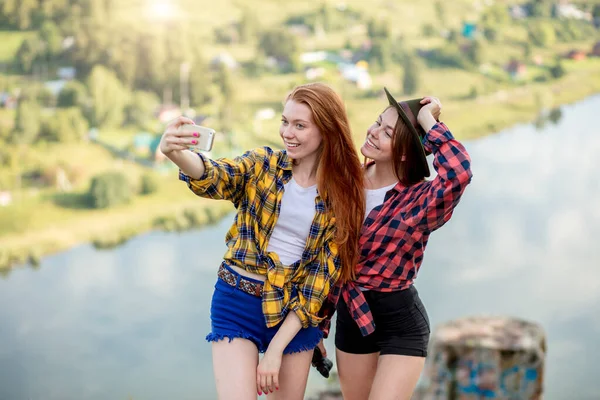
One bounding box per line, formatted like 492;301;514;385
159;83;365;400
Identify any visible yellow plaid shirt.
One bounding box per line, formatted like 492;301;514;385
179;147;340;329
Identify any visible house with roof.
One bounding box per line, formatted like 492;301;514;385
564;49;586;61
506;59;527;80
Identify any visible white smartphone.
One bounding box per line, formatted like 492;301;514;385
178;124;216;152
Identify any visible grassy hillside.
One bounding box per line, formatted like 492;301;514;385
1;0;600;269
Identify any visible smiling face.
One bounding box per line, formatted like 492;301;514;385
360;106;399;163
280;100;323;163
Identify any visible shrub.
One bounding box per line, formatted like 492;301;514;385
139;173;160;195
88;172;131;209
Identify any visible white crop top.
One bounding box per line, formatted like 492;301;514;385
266;178;318;265
364;182;397;220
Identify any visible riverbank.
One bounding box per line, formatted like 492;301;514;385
2;66;600;272
0;197;234;273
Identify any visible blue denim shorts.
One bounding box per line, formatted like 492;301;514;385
206;264;322;354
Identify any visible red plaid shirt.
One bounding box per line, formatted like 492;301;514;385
320;122;472;337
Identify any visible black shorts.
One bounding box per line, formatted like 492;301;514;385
335;286;430;357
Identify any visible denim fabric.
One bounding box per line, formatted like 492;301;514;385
207;264;322;354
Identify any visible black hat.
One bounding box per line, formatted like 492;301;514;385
383;87;431;177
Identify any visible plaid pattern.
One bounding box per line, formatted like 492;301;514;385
320;123;472;337
179;147;340;329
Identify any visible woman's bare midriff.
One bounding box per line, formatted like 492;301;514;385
230;264;266;282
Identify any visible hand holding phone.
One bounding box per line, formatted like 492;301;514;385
178;124;216;152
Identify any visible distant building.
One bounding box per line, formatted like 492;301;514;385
565;49;586;61
506;59;527;80
288;24;311;37
57;67;76;80
0;191;12;207
556;3;592;20
339;63;372;90
133;132;155;157
255;108;276;121
338;49;353;61
0;92;16;108
462;22;477;39
210;53;238;70
305;67;325;80
300;51;328;64
509;5;529;19
88;128;99;141
43;80;68;97
62;36;75;50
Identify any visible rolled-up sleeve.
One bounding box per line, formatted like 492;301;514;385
179;148;261;207
417;123;473;232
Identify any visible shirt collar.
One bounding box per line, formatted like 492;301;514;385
279;150;293;171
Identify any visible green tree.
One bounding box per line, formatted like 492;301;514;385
258;29;300;72
1;0;37;29
140;173;160;195
483;26;500;42
422;23;437;38
88;172;132;209
522;42;532;60
548;107;562;125
528;21;556;47
125;91;160;130
16;37;41;74
189;60;213;107
39;21;63;60
12;100;41;145
434;1;447;25
38;0;70;22
481;4;510;25
238;8;259;44
70;0;112;72
530;0;553;18
466;40;486;66
402;56;420;95
369;39;391;72
319;2;332;32
135;33;167;94
40;108;89;143
429;45;470;69
37;87;56;108
549;61;566;79
162;25;192;102
86;65;129;128
446;30;458;43
367;18;391;40
215;63;235;147
57;81;88;108
107;36;137;88
215;64;234;105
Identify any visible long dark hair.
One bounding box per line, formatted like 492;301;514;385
383;105;429;186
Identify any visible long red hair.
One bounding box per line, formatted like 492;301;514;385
286;83;365;282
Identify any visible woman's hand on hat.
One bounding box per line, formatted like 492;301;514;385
418;96;442;132
256;346;282;395
419;96;442;120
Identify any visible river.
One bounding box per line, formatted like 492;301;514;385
1;95;599;400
